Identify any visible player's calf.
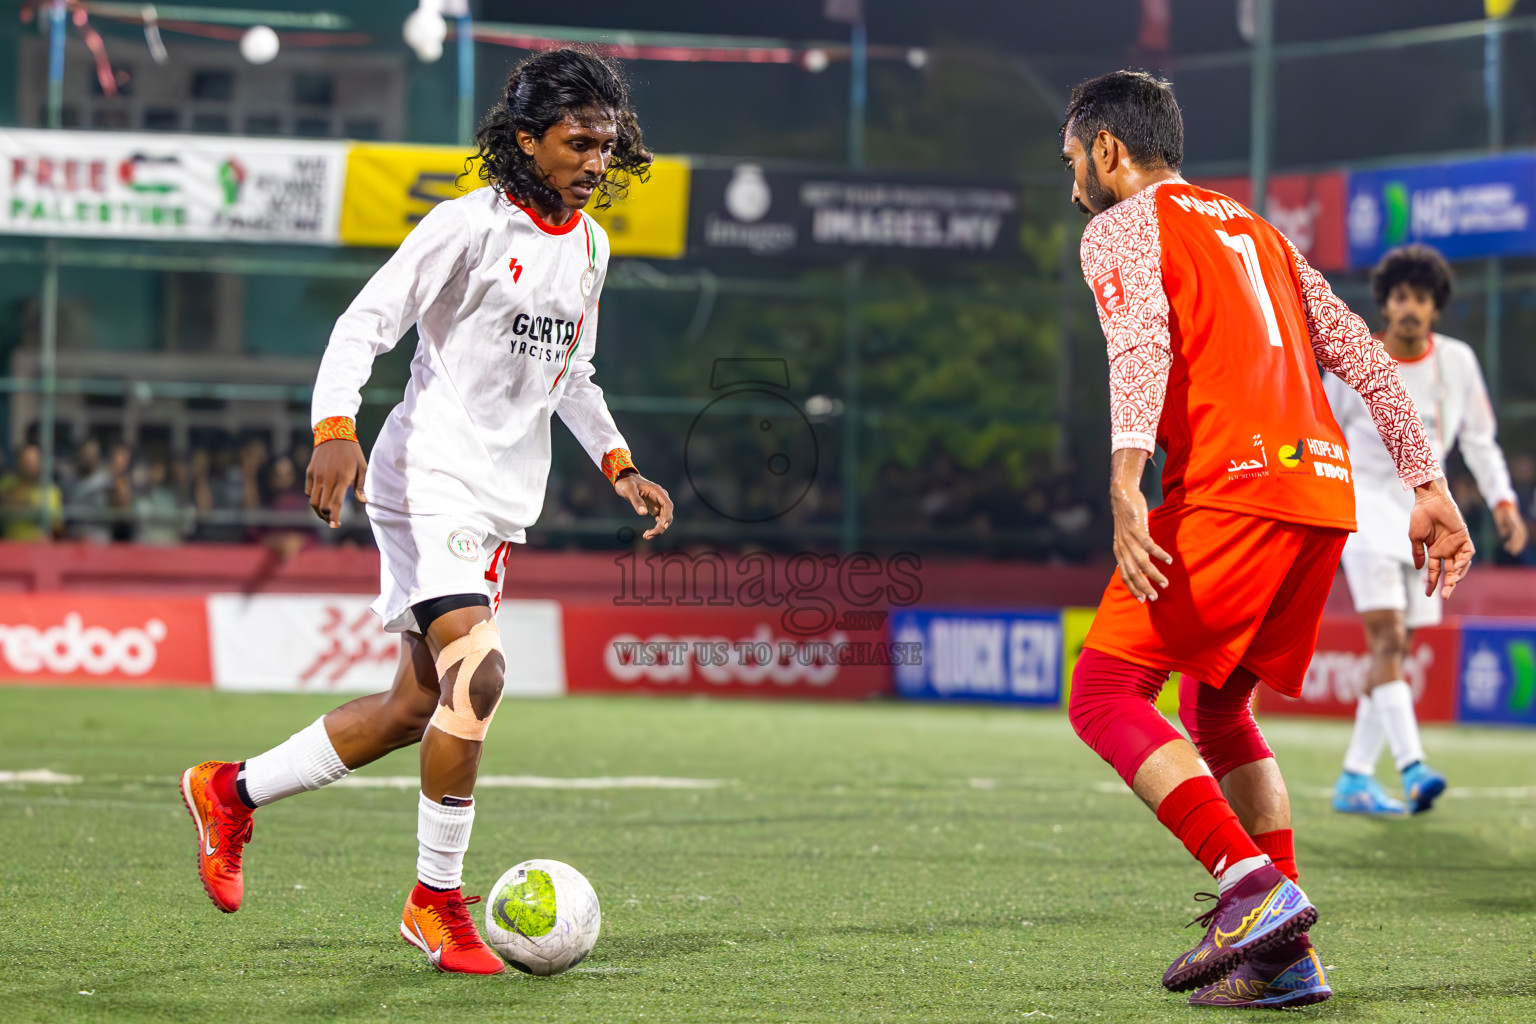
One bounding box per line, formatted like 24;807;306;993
406;617;508;973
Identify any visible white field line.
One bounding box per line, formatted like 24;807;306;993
335;774;729;790
1091;779;1536;800
2;769;1534;799
0;770;81;784
1443;785;1536;799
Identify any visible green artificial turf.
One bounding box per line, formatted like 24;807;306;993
2;688;1534;1023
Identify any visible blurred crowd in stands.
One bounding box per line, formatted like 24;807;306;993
0;435;324;555
0;434;1532;565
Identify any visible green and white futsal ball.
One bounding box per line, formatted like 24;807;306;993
484;859;601;975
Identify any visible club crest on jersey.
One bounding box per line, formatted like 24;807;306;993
1092;266;1126;315
446;529;481;562
580;266;595;297
507;257;524;283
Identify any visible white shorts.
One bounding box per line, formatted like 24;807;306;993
1339;549;1442;629
367;504;520;633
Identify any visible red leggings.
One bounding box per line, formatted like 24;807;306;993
1069;648;1273;786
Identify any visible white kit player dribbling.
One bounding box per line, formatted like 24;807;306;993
318;164;622;633
1324;244;1526;816
178;49;674;976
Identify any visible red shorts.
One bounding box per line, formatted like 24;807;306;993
1084;502;1347;698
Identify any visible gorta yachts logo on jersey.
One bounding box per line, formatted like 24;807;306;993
508;312;578;363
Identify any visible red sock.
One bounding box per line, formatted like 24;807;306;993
413;880;459;902
1155;776;1264;879
1253;829;1297;882
211;762;243;808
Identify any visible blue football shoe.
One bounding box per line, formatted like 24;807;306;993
1332;771;1408;816
1401;762;1447;815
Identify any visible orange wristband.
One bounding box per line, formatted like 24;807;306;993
601;448;636;484
313;416;357;446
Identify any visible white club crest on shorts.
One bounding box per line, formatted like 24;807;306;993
446;529;481;562
580;267;595;297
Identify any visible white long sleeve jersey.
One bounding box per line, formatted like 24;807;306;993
311;187;627;542
1323;332;1516;562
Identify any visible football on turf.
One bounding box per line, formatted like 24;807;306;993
484;859;601;975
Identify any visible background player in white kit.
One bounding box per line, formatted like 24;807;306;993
177;49;674;974
1324;244;1527;815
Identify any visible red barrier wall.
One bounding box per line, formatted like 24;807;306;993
0;543;1529;618
562;604;891;700
1257;618;1459;722
0;593;210;686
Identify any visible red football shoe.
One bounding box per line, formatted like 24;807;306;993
400;882;507;975
180;760;254;913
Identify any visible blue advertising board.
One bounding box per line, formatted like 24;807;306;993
1347;153;1536;267
890;608;1061;704
1457;621;1536;725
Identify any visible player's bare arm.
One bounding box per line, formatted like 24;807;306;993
1108;448;1171;602
1287;241;1474;601
612;468;673;539
1408;477;1475;598
1494;500;1529;555
305;432;369;529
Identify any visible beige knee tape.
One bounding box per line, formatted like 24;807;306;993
429;619;505;741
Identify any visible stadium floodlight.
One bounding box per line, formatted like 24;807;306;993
238;24;279;64
404;0;448;62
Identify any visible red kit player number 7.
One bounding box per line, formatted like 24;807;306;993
1057;70;1474;1011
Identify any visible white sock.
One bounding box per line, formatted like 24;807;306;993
417;792;475;891
240;717;351;807
1372;680;1427;771
1342;693;1387;776
1216;854;1272;897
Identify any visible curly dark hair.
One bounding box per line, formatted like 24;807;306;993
466;48;652;211
1370;244;1454;311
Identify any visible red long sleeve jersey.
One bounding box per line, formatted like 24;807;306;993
1079;179;1440;532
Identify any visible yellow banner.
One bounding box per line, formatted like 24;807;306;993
1058;606;1180;715
337;143;688;258
588;156;689;259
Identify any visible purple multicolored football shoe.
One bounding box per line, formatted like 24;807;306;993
1188;933;1332;1009
1162;864;1318;992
